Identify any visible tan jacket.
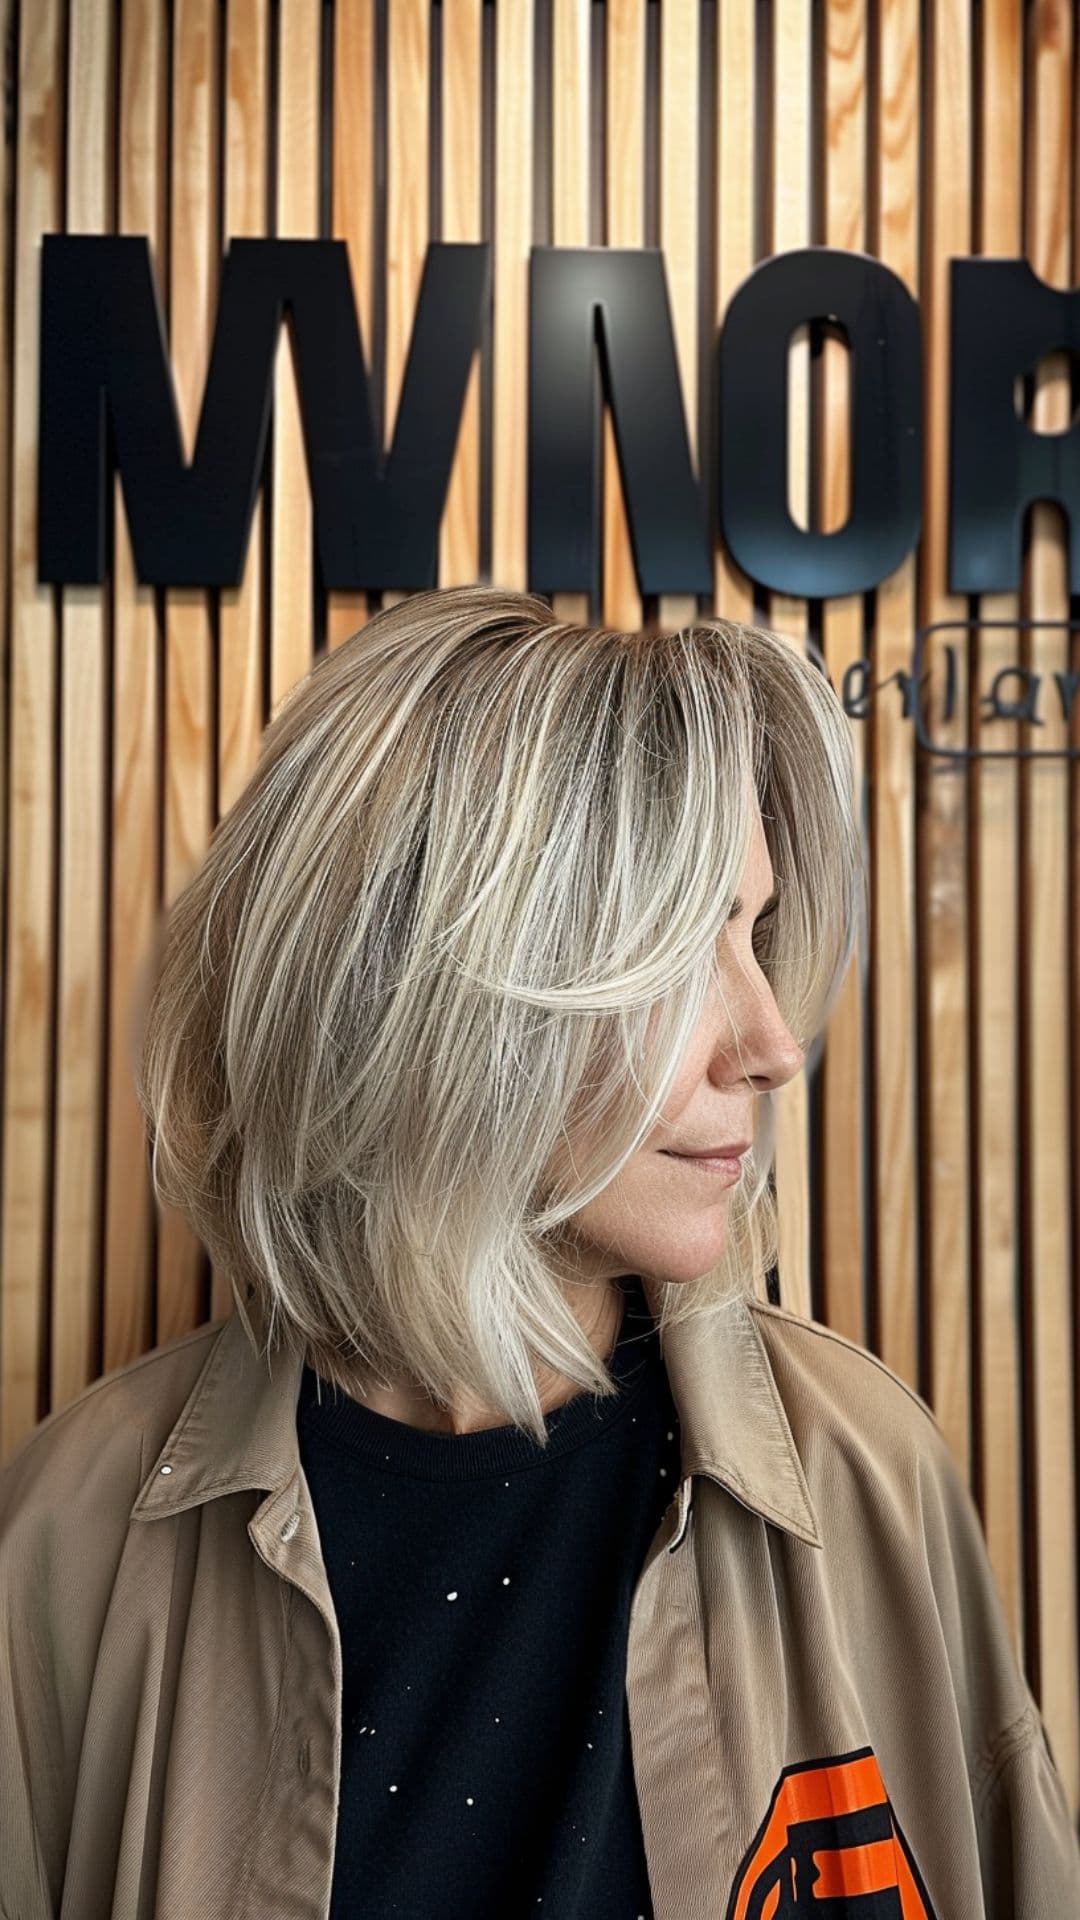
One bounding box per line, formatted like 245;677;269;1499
1;1287;1078;1920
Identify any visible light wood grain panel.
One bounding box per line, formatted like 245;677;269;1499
51;0;114;1407
920;0;972;1485
328;0;376;648
872;0;920;1411
657;0;699;634
491;0;533;589
1;0;64;1457
768;0;812;1317
211;0;271;1323
973;0;1024;1663
603;0;646;631
158;0;219;1346
104;0;166;1373
382;0;429;616
713;0;756;626
221;0;268;814
0;0;13;989
818;0;866;1348
439;0;483;589
551;0;590;627
269;0;319;712
1022;0;1078;1808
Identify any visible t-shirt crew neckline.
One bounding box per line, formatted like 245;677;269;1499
296;1272;663;1481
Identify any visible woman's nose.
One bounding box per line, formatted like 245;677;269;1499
713;989;806;1092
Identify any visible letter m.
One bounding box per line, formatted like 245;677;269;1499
38;235;488;589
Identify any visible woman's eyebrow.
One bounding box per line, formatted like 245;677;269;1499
727;887;781;922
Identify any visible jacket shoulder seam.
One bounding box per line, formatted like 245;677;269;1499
746;1297;940;1435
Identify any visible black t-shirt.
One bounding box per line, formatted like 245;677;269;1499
296;1272;682;1920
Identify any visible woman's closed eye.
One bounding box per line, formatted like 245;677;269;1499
724;889;780;962
751;901;778;959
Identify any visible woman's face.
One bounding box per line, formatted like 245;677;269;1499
555;803;805;1292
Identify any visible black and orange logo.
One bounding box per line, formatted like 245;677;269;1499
726;1746;940;1917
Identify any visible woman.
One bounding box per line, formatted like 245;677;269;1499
1;585;1077;1920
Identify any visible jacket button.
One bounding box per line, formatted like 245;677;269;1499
281;1511;300;1542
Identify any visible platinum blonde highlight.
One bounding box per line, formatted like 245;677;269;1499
136;584;865;1444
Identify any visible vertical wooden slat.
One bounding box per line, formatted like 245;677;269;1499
0;0;13;1419
551;0;589;253
872;0;921;1404
104;0;166;1373
818;0;866;1349
549;0;590;628
0;0;13;1001
603;0;646;631
328;0;376;648
158;0;219;1347
491;0;533;590
921;0;972;1478
220;0;268;816
269;0;319;713
439;0;483;589
973;0;1024;1662
657;0;699;634
210;0;269;1323
381;0;429;616
768;1;813;1316
1;0;63;1457
713;0;756;628
1023;0;1078;1807
51;0;113;1407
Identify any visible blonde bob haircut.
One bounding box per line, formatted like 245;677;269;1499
136;584;865;1445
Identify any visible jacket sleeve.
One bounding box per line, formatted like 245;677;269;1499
0;1452;63;1920
0;1395;144;1920
914;1415;1080;1912
972;1700;1080;1914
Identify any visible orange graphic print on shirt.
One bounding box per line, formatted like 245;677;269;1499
726;1746;940;1918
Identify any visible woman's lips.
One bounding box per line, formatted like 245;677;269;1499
661;1149;745;1180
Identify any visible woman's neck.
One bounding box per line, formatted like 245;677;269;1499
339;1274;628;1436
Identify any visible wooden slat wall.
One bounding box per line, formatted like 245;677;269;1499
160;0;218;1347
328;0;376;644
55;0;112;1416
874;0;920;1526
272;1;320;707
820;0;866;1358
767;0;814;1326
214;0;269;1321
0;0;1077;1816
974;0;1025;1738
604;1;646;629
5;1;62;1456
438;0;482;588
103;1;166;1373
551;0;589;627
1023;0;1077;1783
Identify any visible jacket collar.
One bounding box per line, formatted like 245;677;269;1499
130;1288;823;1550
